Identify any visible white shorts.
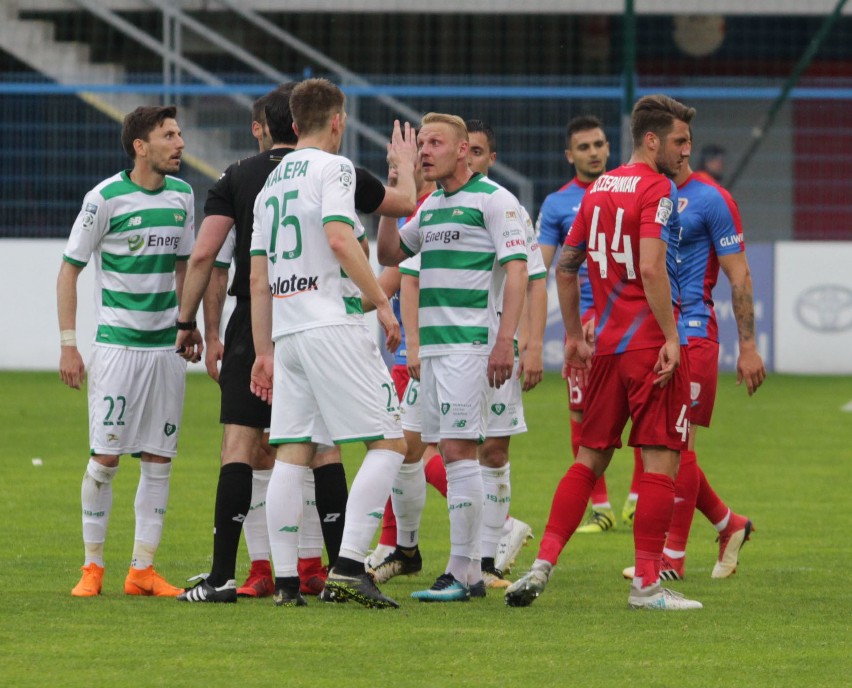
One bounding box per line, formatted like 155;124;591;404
400;377;421;433
269;324;403;446
486;359;527;437
88;345;187;458
420;354;489;444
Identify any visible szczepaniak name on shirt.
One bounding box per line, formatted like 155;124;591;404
588;175;641;195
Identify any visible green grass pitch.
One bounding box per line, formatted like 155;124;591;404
1;371;850;687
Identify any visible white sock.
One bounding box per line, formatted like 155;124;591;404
266;462;309;578
480;463;511;559
501;516;514;537
445;460;483;581
338;449;404;563
592;501;612;510
131;461;172;570
81;459;118;567
392;460;426;548
467;542;482;586
663;547;686;560
298;471;324;560
244;468;272;562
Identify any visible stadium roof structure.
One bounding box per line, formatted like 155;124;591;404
25;0;852;16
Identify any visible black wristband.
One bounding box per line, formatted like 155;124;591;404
175;319;197;331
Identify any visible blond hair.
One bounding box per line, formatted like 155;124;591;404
421;112;468;142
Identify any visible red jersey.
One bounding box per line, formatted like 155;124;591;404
565;162;678;355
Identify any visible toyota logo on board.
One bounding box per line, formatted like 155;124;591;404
795;284;852;333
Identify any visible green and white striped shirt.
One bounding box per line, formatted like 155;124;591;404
399;173;528;357
63;170;195;349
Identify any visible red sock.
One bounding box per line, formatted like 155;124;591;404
630;447;644;494
538;463;598;565
696;466;729;526
590;474;609;507
424;452;447;497
665;451;699;553
633;472;675;587
569;418;582;459
378;497;397;547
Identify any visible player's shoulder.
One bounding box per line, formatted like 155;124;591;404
163;175;193;196
92;170;133;201
683;172;738;208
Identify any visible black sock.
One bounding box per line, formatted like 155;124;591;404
275;576;300;595
207;462;252;587
313;463;348;567
482;557;496;571
332;556;363;577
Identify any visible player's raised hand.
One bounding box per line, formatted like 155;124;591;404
377;302;402;353
59;347;86;390
653;339;681;387
736;345;766;396
387;120;417;172
250;354;274;405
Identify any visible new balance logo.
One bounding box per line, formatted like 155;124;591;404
323;513;341;523
232;514;246;523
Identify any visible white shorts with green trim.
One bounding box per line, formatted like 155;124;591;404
486;358;528;437
420;353;489;444
269;323;403;446
400;376;422;433
88;345;186;458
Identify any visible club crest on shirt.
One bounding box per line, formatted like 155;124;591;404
339;164;353;189
690;382;701;401
678;197;689;213
655;197;674;225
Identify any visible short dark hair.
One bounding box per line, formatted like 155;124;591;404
566;115;605;148
121;105;177;160
630;94;695;148
251;94;271;125
264;83;298;145
465;119;496;153
290;78;345;137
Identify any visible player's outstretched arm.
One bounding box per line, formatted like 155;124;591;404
378;120;417;218
249;254;274;404
718;251;766;395
57;261;86;390
377;214;411;267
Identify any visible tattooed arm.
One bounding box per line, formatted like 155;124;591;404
719;251;766;395
556;246;593;377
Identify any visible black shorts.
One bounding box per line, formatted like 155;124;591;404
219;298;272;428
